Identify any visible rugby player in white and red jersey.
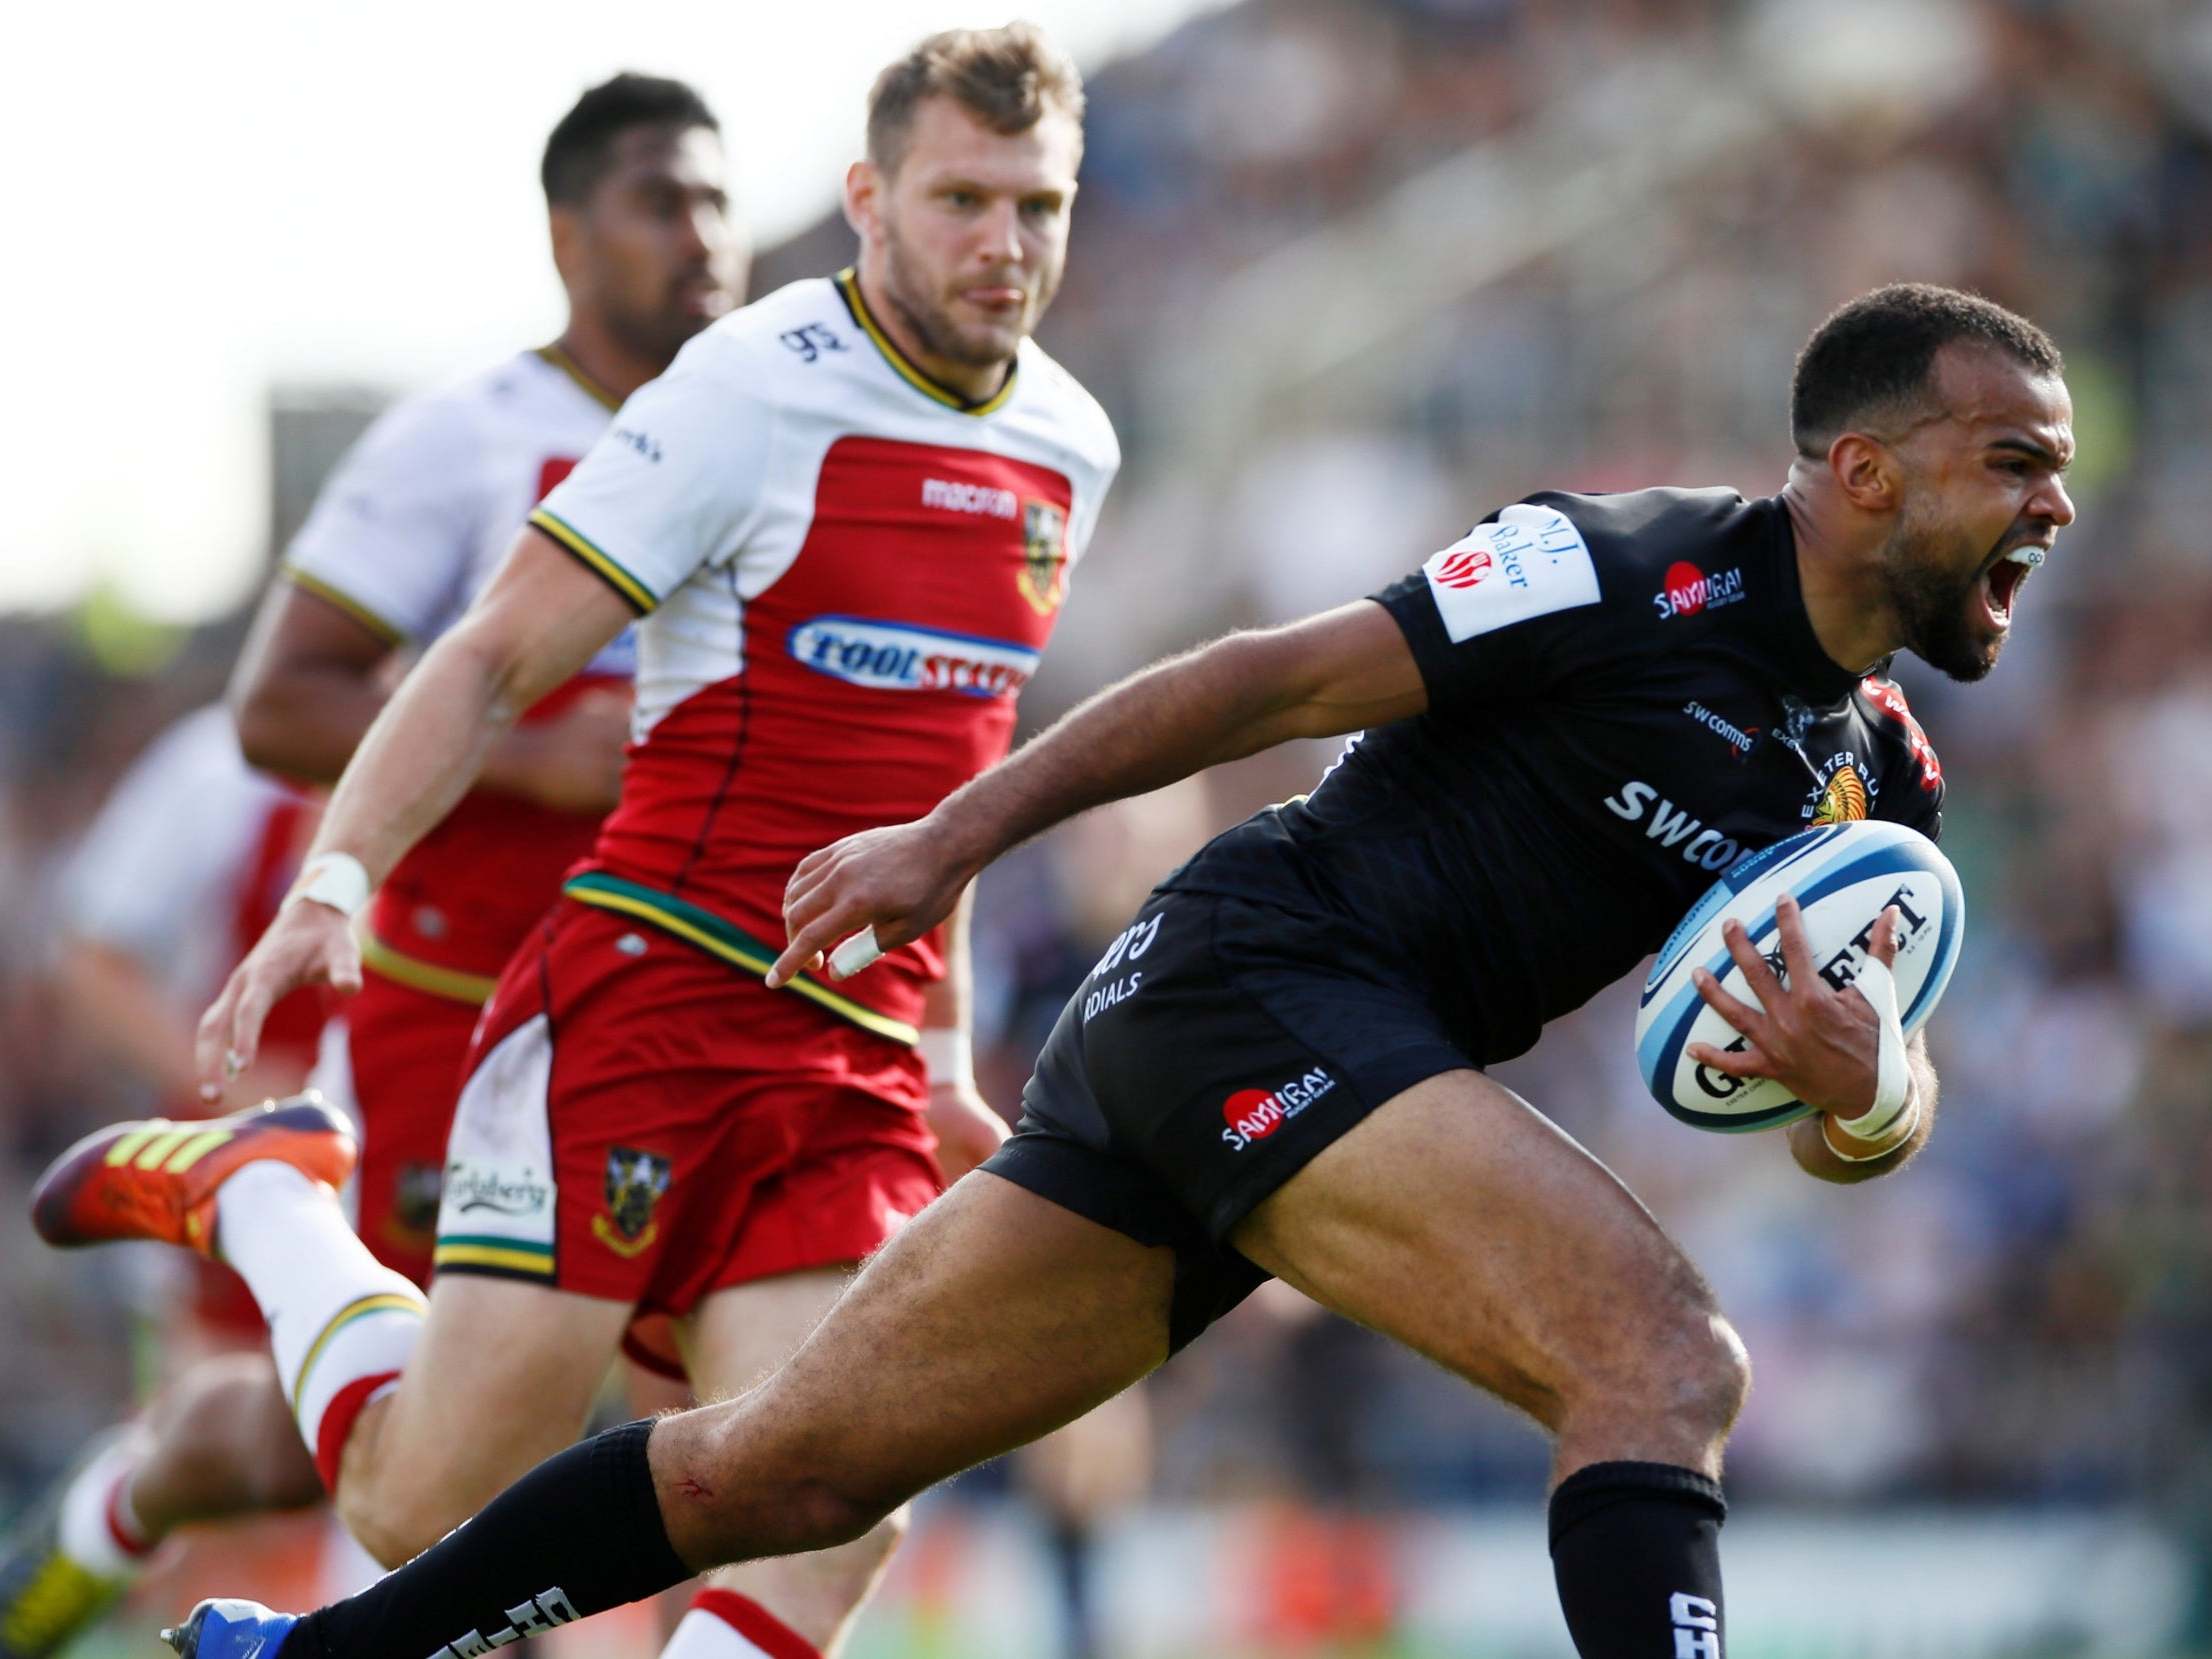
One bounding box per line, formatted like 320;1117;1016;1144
33;26;1118;1659
0;73;742;1659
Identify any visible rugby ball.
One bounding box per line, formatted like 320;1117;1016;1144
1635;821;1964;1131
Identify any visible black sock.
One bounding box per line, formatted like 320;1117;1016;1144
287;1421;689;1659
1548;1461;1727;1659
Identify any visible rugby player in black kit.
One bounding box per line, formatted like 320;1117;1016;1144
163;282;2071;1659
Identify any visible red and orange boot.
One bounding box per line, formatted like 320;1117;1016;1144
30;1094;355;1259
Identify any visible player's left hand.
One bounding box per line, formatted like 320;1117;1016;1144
770;816;975;988
1686;895;1902;1119
925;1080;1009;1185
195;898;362;1102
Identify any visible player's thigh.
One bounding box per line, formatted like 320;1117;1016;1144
348;1274;629;1537
1229;1068;1735;1427
671;1170;1174;1526
679;1264;851;1403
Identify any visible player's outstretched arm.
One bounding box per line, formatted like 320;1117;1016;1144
231;584;630;814
194;528;634;1095
230;582;411;784
770;598;1427;986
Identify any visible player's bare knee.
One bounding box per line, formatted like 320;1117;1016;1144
783;1477;909;1552
1663;1312;1751;1440
1559;1268;1748;1448
336;1458;465;1570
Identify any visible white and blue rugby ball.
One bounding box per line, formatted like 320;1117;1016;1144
1635;821;1965;1131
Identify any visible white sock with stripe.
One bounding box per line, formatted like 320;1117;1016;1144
658;1590;823;1659
215;1161;426;1484
54;1437;155;1580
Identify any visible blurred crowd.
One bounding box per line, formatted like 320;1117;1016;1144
5;0;2211;1632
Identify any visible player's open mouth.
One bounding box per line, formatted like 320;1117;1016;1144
1980;544;2044;629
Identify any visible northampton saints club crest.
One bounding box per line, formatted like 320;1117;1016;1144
1018;499;1069;615
592;1146;671;1258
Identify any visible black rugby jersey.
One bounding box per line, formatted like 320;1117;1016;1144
1159;487;1945;1065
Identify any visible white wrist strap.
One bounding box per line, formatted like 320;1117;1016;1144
1827;956;1917;1160
918;1027;975;1090
285;852;372;920
828;927;884;980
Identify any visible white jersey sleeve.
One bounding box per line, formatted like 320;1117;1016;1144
527;335;775;614
283;392;486;643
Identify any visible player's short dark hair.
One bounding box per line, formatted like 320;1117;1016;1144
542;73;719;207
866;22;1085;177
1790;284;2063;456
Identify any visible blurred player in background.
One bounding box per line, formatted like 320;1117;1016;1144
39;24;1116;1659
0;704;331;1659
0;71;744;1659
117;285;2072;1659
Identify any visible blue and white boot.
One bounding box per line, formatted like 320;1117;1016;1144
161;1600;298;1659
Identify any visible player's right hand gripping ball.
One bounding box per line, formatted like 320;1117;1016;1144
1634;821;1964;1130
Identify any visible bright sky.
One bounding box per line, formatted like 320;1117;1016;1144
0;0;1219;623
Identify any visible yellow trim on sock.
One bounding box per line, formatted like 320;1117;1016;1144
290;1293;427;1416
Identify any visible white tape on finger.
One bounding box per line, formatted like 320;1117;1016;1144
829;928;884;980
1828;955;1917;1158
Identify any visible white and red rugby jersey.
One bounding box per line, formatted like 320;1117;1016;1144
284;346;632;1002
59;705;329;1081
531;271;1120;1044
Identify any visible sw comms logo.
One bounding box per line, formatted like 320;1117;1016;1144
1652;561;1746;619
1682;700;1758;761
1221;1068;1338;1152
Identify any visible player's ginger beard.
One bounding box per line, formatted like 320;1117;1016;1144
877;202;1058;377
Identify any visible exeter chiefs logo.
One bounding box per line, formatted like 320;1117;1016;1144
1018;499;1068;615
1809;761;1870;825
591;1147;671;1258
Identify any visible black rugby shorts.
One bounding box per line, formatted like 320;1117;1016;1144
981;887;1469;1352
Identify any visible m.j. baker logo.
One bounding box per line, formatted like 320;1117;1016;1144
1421;504;1601;643
1221;1068;1338;1152
788;617;1040;699
1652;561;1746;619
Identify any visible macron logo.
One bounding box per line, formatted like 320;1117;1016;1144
921;478;1018;520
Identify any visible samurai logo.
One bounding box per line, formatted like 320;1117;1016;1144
592;1147;671;1259
1018;499;1069;615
